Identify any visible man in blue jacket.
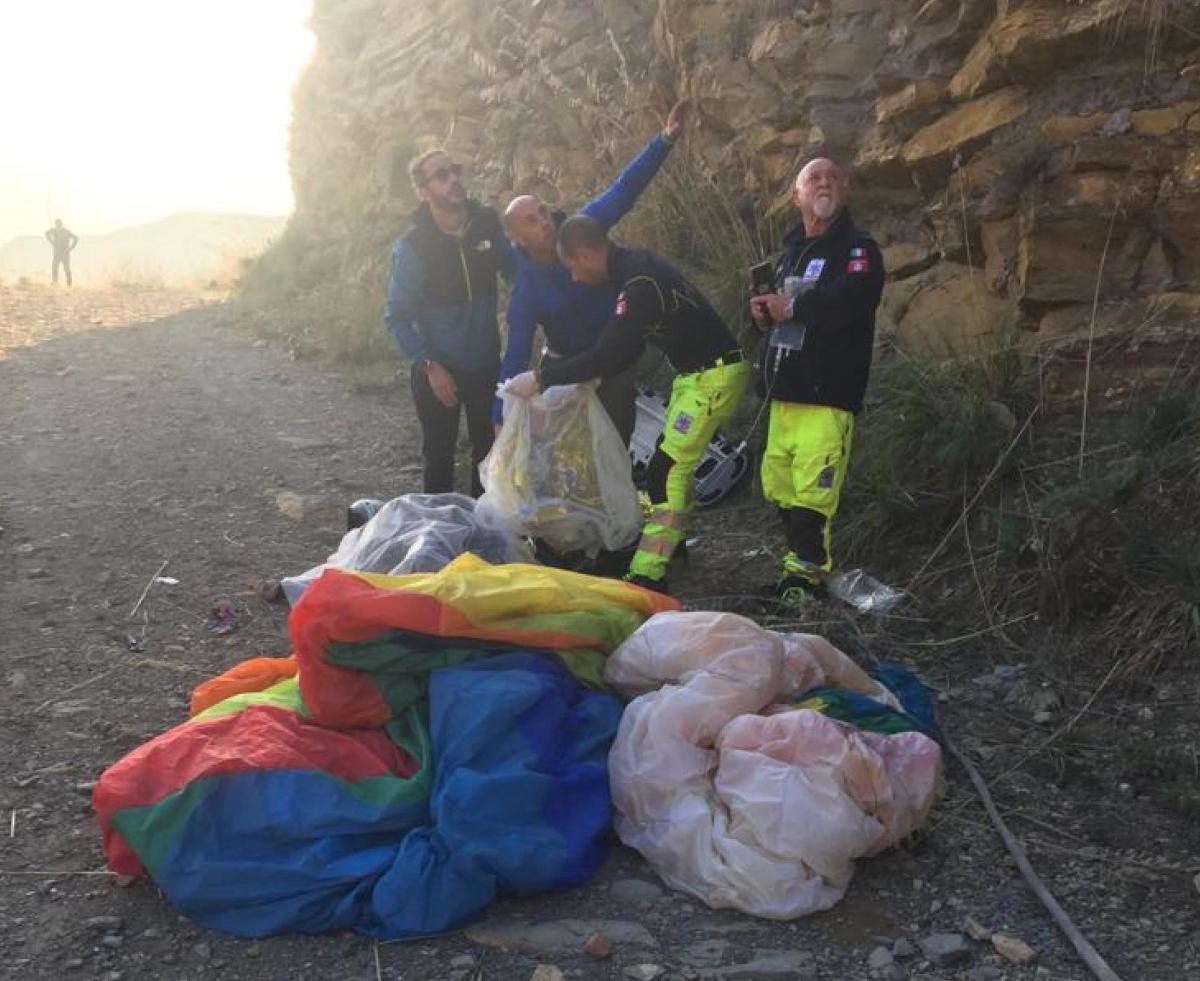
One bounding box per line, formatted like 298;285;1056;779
495;101;687;444
384;149;515;496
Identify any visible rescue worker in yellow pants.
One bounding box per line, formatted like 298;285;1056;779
507;215;749;594
751;158;884;605
629;360;749;584
760;403;854;595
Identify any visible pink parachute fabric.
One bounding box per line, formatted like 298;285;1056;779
605;611;942;919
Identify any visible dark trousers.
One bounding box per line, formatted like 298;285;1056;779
410;361;497;496
596;363;638;447
52;254;72;286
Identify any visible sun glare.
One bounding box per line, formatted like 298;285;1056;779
0;0;314;243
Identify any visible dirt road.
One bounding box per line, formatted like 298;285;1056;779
1;286;1195;981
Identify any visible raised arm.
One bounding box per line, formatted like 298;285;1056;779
579;100;688;230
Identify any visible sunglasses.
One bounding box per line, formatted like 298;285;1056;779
423;162;463;185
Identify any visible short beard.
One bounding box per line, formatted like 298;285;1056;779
812;197;837;220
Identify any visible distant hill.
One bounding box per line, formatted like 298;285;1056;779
0;212;286;286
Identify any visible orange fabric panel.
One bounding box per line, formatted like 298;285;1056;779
189;656;298;717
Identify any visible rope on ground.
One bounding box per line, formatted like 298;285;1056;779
945;735;1125;981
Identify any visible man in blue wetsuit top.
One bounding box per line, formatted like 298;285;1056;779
496;100;688;445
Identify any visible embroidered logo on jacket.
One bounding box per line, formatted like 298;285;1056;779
615;293;628;316
802;258;825;281
673;412;694;434
847;247;869;274
476;239;492;252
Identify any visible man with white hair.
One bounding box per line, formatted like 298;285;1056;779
749;158;884;606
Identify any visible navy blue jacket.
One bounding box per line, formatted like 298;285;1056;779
493;134;673;421
384;199;515;372
758;208;884;414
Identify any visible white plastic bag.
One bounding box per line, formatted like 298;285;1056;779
478;382;641;555
606;611;942;920
281;493;532;604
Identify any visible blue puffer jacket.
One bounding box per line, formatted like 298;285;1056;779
384;199;515;372
493;134;673;422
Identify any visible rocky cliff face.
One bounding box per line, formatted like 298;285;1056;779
284;0;1200;377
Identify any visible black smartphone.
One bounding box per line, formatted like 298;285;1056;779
750;260;774;295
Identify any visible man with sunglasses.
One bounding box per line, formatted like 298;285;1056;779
385;151;515;496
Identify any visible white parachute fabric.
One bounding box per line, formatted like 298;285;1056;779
606;611;942;919
281;493;532;604
479;382;640;555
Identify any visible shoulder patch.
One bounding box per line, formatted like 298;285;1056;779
847;247;870;274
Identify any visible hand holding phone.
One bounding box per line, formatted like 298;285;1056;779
750;261;775;328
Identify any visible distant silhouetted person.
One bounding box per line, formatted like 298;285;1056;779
45;219;78;286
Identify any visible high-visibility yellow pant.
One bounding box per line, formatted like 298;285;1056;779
628;359;750;581
760;401;854;577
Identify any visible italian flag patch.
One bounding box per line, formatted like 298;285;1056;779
847;247;869;274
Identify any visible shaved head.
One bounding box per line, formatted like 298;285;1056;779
504;194;558;262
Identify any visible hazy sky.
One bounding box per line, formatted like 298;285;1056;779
0;1;314;244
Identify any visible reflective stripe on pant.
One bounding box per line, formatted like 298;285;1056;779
628;359;750;580
760;401;854;574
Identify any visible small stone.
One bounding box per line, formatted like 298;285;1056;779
963;916;992;941
610;878;664;907
83;916;124;932
245;943;262;959
624;965;665;981
714;950;815;978
193;941;212;961
530;966;565;981
101;935;124;948
141;928;160;938
680;938;729;967
875;967;906;981
450;955;477;969
100;973;122;981
892;939;917;958
969;968;1002;981
212;959;228;969
868;945;894;970
1032;710;1054;724
992;932;1037;964
918;932;972;967
161;952;178;965
582;932;611;960
64;958;84;970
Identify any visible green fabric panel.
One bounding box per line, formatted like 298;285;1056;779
190;677;308;724
791;688;925;736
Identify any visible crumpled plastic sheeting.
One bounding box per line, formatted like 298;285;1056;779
606;611;942;920
282;494;532;604
479;383;641;555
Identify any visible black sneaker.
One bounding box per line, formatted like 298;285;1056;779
775;574;825;609
624;573;671;595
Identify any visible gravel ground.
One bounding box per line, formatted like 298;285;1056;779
1;284;1196;981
